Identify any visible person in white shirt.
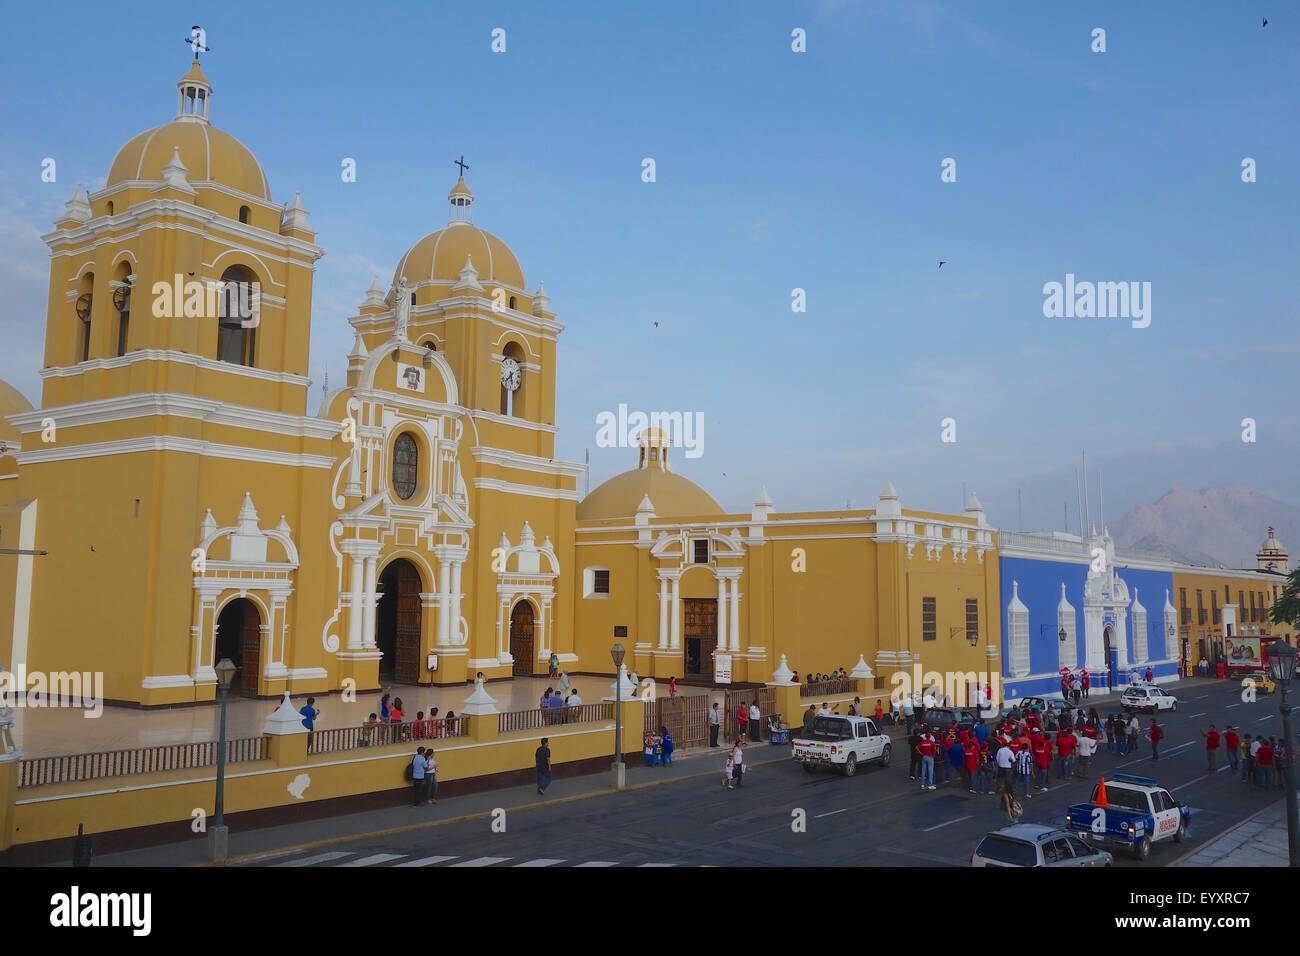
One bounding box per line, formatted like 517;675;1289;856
1076;732;1096;778
900;694;915;733
818;703;831;717
568;689;582;709
708;702;721;748
890;696;902;726
1250;737;1263;759
748;702;761;742
731;740;745;787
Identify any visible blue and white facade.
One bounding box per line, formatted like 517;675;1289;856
999;531;1180;700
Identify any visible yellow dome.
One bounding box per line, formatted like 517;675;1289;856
0;378;34;445
578;468;723;521
106;120;269;200
394;223;525;290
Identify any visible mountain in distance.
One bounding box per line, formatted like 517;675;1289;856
1109;486;1300;569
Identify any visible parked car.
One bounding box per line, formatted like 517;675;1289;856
1242;671;1276;695
971;825;1113;867
999;695;1069;719
791;715;890;776
1065;773;1189;861
1120;685;1177;712
920;706;980;733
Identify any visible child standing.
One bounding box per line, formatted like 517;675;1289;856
723;751;734;789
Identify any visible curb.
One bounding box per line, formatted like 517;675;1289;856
1167;794;1286;867
211;750;789;867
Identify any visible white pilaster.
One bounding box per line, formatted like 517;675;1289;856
362;554;378;648
450;559;464;644
670;574;681;650
346;552;364;649
657;577;669;650
436;558;452;646
728;576;740;651
716;575;728;649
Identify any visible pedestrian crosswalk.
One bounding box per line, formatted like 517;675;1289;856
268;850;692;868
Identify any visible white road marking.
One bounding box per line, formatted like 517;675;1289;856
394;855;459;867
638;862;676;867
814;808;848;818
515;858;565;867
340;853;406;867
574;861;618;867
1225;704;1242;709
1188;712;1206;718
1192;695;1208;701
1257;715;1276;722
452;856;512;867
923;814;972;832
274;851;354;867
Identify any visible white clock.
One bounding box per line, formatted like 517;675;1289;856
500;357;521;392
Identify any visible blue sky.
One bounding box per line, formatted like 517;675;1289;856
1;1;1296;528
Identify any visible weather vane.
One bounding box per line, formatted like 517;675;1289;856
184;25;210;59
455;155;469;176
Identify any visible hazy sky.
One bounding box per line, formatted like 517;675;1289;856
1;1;1296;528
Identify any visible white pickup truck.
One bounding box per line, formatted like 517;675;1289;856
791;715;891;776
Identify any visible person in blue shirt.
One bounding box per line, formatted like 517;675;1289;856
547;689;565;724
974;721;989;746
660;726;675;765
299;696;319;751
947;738;964;787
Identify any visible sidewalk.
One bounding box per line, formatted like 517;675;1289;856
72;738;786;867
1176;796;1298;867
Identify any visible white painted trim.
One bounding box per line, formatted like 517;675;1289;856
472;478;579;501
7;500;37;670
285;667;329;680
141;674;196;689
468;409;556;433
8;392;339;440
38;348;311;387
16;435;335;469
470;446;585;478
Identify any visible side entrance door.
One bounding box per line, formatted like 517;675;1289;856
394;561;421;684
510;601;535;677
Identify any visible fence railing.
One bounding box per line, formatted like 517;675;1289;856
18;736;267;788
800;678;856;698
498;702;614;734
308;716;470;755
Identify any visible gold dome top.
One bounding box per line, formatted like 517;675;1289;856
394;223;525;290
578;467;723;521
106;121;270;199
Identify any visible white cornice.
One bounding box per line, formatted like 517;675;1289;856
7;392;339;441
16;435;335;469
351;388;462;419
470;446;585;478
472;477;579;501
350;299;564;338
38;349;311;387
468;409;556;433
44;200;324;263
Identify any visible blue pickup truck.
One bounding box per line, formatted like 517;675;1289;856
1064;774;1190;861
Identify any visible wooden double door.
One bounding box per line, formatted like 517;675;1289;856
510;601;535;676
378;559;422;684
215;598;261;697
683;598;717;678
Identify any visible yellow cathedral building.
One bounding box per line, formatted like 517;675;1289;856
0;56;1006;709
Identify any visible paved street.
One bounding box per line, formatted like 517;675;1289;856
210;676;1293;869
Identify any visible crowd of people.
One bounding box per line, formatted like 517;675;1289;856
1200;722;1290;788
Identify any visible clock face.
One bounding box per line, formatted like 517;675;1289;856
500;357;521;392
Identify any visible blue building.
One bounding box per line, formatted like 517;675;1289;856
998;531;1180;700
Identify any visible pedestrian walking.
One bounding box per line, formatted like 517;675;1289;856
1224;726;1240;773
732;740;745;788
1080;668;1091;701
962;738;979;793
749;700;762;742
1000;775;1022;824
737;701;748;741
979;742;995;794
995;739;1015;787
410;746;427;806
1032;733;1051;792
723;751;734;789
668;676;677;698
874;699;885;725
559;670;570;697
1015;742;1034;799
1201;723;1220;772
1246;734;1259;782
710;702;722;748
908;727;923;781
660;725;675;766
1056;728;1077;779
1076;728;1095;779
535;737;552;794
917;729;937;791
901;693;915;734
1147;719;1162;762
1127;715;1139;754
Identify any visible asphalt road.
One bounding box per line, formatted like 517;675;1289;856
243;677;1290;868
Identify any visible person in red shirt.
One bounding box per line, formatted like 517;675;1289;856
1032;736;1051;792
1148;719;1162;762
1256;737;1276;788
962;739;979;793
874;700;884;724
1224;726;1240;774
1056;729;1078;778
1201;723;1221;772
1080;668;1091;700
916;730;938;790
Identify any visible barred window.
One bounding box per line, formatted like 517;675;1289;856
922;597;936;641
966;598;979;641
594;569;610;594
392;433;418;500
693;539;710;564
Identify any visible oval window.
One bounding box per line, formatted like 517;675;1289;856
392;433;418;500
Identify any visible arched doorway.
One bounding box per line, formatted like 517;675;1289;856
510;601;535;676
215;598;261;697
377;558;422;684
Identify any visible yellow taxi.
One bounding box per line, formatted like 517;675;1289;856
1242;671;1276;695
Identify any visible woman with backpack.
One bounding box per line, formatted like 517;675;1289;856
1000;775;1021;824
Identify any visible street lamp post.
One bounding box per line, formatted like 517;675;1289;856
611;643;626;789
208;657;237;862
1268;641;1300;867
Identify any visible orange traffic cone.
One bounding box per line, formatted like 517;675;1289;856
1095;776;1108;808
